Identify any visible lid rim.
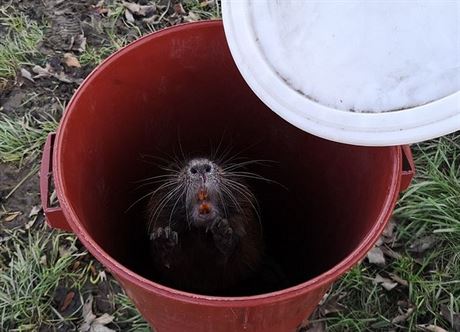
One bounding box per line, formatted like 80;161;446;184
222;0;460;146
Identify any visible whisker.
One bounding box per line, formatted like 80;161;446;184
219;182;246;216
223;159;276;171
148;185;184;231
225;171;288;190
133;174;179;184
126;181;178;213
168;186;187;227
221;179;261;223
132;179;179;191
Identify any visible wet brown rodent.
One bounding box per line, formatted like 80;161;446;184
146;157;263;294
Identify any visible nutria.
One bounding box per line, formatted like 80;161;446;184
146;157;264;294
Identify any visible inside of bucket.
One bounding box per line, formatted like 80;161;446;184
58;23;397;296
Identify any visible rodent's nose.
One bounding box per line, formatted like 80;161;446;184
190;162;212;175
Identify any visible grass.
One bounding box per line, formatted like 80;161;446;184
79;0;221;66
113;293;150;332
183;0;221;19
0;112;58;164
0;6;45;82
0;229;88;331
316;132;460;331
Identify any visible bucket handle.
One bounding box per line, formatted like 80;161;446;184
40;133;72;232
400;145;415;192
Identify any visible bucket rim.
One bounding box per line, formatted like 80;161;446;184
55;19;403;306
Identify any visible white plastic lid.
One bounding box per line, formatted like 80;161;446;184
222;0;460;146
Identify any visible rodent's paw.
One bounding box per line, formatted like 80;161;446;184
150;226;178;247
211;218;236;256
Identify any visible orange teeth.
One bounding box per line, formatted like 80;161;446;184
199;203;211;215
198;189;208;201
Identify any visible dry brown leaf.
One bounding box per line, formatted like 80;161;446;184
142;15;160;24
40;255;47;266
318;293;347;316
79;295;115;332
382;218;396;238
409;235;438;254
367;246;386;266
173;2;186;15
373;274;398;291
33;64;83;84
24;218;36;230
200;0;216;7
4;211;21;222
184;11;201;22
416;324;448;332
380;246;403;260
122;1;156;17
32;64;53;78
67;34;87;52
392;307;414;324
124;8;135;23
389;273;408;287
29;206;41;218
60;291;75;312
63;53;81;68
93;0;109;15
20;68;35;82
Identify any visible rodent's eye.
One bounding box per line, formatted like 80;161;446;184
190;167;197;174
205;165;212;173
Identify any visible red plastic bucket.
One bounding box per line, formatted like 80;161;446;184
40;21;414;332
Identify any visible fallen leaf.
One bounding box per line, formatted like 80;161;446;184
60;291;75;312
63;53;81;68
4;211;21;222
367;246;386;266
392;307;414;324
20;68;35;82
79;295;115;332
409;235;438;254
173;2;186;15
373;274;398;291
29;206;41;218
142;15;160;24
40;255;47;266
200;0;216;7
382;218;396;238
124;8;135;23
70;34;87;52
416;324;448;332
59;245;77;258
32;64;53;78
72;261;81;271
318;293;347;316
24;218;36;230
183;11;201;22
122;1;156;17
380;246;403;260
440;304;460;331
304;321;326;332
90;264;97;277
389;273;408;287
93;0;109;15
32;64;83;84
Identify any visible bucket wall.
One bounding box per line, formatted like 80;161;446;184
49;21;406;332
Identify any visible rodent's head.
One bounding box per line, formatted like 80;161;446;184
147;156;259;231
181;158;223;227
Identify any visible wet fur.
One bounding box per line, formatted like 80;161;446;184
146;158;264;294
